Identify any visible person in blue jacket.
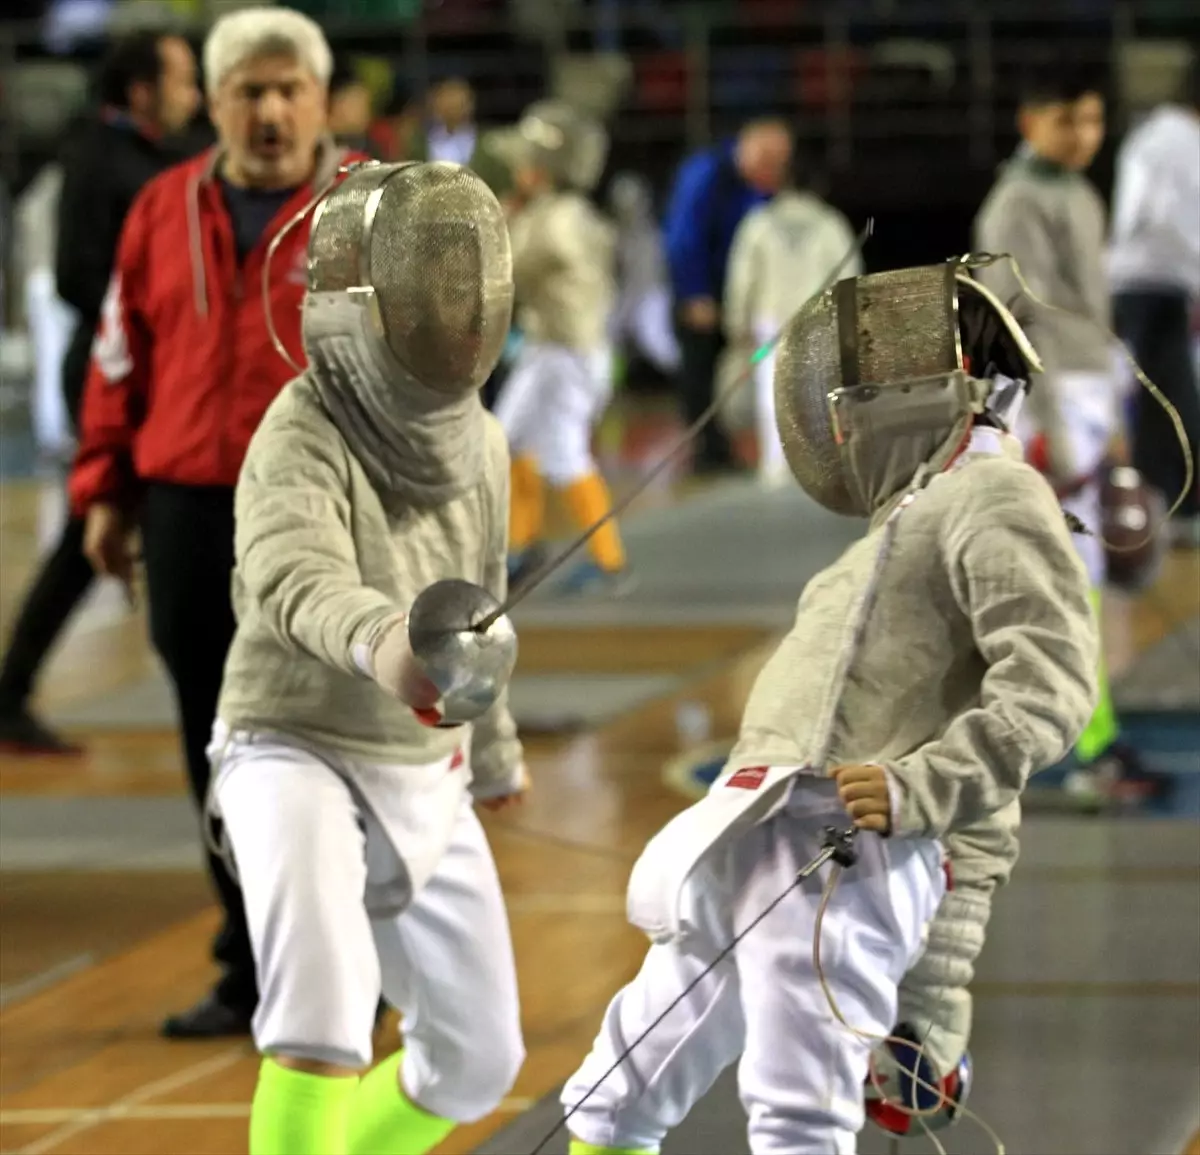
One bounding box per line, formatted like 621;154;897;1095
662;118;791;472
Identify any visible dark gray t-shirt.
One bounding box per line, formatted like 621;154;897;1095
220;179;297;261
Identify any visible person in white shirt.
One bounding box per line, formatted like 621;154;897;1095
723;162;860;485
607;172;680;378
424;78;477;165
1108;59;1200;541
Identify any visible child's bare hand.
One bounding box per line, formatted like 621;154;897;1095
833;763;892;834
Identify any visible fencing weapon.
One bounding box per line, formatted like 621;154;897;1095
470;218;876;633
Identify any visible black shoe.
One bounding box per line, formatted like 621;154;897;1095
161;992;253;1039
0;706;83;756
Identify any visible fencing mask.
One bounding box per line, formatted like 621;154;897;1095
302;161;514;503
773;257;1041;517
500;99;609;192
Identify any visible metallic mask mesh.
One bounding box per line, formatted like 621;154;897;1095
307;165;391;293
774;264;962;514
309;162;514;393
849;265;959;384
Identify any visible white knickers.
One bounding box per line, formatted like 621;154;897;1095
209;728;524;1122
495;341;613;485
563;779;945;1154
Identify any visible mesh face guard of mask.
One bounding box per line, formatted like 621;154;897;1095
510;100;609;192
773;257;1042;516
303;161;514;394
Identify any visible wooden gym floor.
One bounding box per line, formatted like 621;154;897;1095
1;467;1198;1155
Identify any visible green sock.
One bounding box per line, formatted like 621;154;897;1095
347;1049;456;1155
568;1140;657;1154
1075;589;1119;764
249;1058;358;1155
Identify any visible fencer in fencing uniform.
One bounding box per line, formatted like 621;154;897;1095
561;263;1099;1155
724;176;860;486
607;171;680;377
208;161;526;1155
494;101;632;595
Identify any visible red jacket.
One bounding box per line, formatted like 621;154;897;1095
69;141;360;514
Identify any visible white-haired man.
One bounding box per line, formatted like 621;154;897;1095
71;6;364;1040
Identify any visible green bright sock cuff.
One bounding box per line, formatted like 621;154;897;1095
1076;588;1119;763
250;1058;358;1155
347;1049;456;1155
568;1140;657;1155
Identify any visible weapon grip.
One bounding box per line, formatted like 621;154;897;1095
822;825;859;868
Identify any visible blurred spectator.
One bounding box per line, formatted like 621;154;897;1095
42;0;117;53
723;154;860;486
662;118;791;472
60;30;201;419
407;77;513;194
0;28;200;758
370;81;422;160
413;76;478;165
1109;57;1200;542
328;55;375;152
607;171;680;378
68;6;358;1041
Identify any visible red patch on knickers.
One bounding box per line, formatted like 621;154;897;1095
450;748;465;771
726;766;768;790
944;858;955;891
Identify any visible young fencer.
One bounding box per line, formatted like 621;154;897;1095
207;160;527;1155
494;100;633;595
975;68;1165;803
864;77;1158;1133
723;160;860;486
560;261;1100;1155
